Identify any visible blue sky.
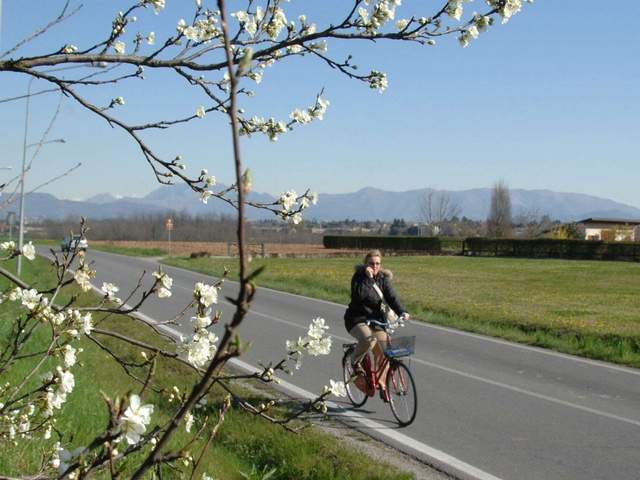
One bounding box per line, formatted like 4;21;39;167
1;0;639;210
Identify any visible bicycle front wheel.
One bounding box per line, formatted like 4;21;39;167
387;361;417;426
343;356;368;408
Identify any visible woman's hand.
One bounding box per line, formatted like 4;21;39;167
365;266;374;278
403;312;411;320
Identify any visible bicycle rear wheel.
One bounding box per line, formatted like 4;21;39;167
343;356;368;407
387;361;417;426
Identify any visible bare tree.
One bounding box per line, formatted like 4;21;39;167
486;179;513;238
514;206;552;238
418;189;462;236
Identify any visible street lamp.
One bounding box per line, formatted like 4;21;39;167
16;136;66;276
16;63;106;276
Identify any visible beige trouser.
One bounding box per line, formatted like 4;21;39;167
349;323;389;390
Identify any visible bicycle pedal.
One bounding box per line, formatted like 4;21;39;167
379;389;389;403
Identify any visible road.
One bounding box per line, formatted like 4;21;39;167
40;248;640;480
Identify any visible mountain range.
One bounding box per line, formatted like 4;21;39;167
2;184;640;223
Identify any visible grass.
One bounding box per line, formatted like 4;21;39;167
0;257;415;479
161;254;640;368
91;244;168;257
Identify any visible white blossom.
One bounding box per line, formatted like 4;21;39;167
185;412;194;432
306;336;332;356
395;19;409;30
146;32;155;45
308;317;329;339
200;190;213;203
194;282;218;307
23;241;36;261
184;26;198;41
246;18;258;37
101;282;120;297
233;11;249;23
290;108;312;124
191;313;212;329
9;287;22;302
197;106;206;118
114;41;126;56
63;345;77;368
21;289;42;310
500;0;525;23
119;394;154;444
57;446;85;476
279;190;298;211
309;40;327;52
329;380;347;397
148;0;165;15
39;371;54;386
458;31;471;48
57;367;75;395
156;287;172;298
177;330;219;367
74;262;95;292
71;310;93;336
153;270;173;290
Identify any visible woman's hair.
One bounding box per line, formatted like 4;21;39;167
363;249;382;264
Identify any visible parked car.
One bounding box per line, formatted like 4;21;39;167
61;234;88;253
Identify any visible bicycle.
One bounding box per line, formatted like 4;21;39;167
342;316;417;426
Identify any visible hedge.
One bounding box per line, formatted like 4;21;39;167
323;235;441;251
462;238;640;262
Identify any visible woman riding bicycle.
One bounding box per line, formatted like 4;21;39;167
344;249;410;401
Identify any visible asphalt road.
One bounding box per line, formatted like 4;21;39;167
39;248;640;480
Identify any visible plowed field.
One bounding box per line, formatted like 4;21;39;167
91;241;366;258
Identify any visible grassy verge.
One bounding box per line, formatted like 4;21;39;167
91;244;168;257
0;257;414;479
161;255;640;368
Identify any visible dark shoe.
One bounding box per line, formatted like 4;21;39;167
352;362;365;376
379;388;389;403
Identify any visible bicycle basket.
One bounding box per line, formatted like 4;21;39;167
385;335;415;357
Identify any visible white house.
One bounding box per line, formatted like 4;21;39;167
579;218;640;242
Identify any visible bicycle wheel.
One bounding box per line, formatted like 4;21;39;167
343;356;368;407
387;361;417;426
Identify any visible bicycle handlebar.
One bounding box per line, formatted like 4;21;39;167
365;315;407;329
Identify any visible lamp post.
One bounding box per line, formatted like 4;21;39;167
16;136;66;276
16;63;107;276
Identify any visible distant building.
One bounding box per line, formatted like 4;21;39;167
579;218;640;242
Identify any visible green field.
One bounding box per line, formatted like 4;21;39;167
161;255;640;367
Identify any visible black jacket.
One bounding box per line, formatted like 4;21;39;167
344;264;407;332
